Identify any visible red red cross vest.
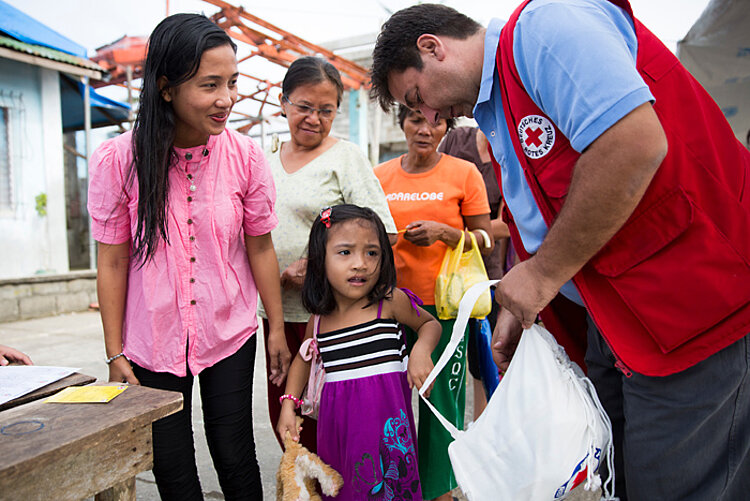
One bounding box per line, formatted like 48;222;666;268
493;0;750;376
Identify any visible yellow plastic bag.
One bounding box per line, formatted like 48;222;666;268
435;231;491;320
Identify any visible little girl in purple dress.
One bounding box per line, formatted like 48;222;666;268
277;204;442;500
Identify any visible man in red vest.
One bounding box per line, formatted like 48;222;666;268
370;2;750;500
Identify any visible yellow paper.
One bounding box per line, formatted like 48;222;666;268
45;385;128;403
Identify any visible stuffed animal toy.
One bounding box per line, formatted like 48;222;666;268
276;416;343;501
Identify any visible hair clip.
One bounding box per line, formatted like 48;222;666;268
320;207;332;228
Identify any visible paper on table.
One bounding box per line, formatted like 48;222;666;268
0;366;80;406
45;385;127;404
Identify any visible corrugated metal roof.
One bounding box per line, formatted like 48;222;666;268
0;34;104;73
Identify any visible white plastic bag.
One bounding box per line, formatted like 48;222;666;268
419;280;615;500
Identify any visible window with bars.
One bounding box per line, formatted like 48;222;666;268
0;106;11;211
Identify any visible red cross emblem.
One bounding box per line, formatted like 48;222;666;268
518;115;556;159
524;126;544;147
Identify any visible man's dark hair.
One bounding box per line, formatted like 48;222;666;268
370;4;482;111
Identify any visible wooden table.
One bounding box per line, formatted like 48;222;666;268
0;383;182;501
0;372;97;412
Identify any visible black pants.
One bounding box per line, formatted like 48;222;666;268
585;316;750;501
132;335;262;501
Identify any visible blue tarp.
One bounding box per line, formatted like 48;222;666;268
0;0;87;57
60;75;130;131
0;0;130;130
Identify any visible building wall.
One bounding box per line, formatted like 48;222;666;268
0;58;69;279
326;37;408;166
0;270;96;322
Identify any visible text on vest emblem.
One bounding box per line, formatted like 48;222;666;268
518;115;555;159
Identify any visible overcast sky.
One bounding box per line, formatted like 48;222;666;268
3;0;713;135
6;0;710;54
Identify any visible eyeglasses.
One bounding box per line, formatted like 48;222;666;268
282;96;337;120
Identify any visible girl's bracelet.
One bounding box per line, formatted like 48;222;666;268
105;352;125;365
279;394;303;409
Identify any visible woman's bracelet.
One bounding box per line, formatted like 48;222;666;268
475;228;493;249
105;352;125;365
279;394;303;409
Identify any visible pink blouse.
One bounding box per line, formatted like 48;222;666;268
88;129;278;376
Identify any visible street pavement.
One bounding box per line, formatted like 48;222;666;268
1;311;599;500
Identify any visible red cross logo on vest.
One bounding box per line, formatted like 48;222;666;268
518;115;555;159
525;126;544;147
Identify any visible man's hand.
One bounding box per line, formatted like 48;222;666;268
492;307;523;371
495;257;563;329
267;328;291;386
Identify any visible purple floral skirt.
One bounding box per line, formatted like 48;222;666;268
317;371;422;500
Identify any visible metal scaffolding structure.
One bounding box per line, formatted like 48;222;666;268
91;0;371;134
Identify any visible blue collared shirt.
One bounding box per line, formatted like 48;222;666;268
473;0;654;306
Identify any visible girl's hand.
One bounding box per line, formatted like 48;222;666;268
108;356;140;385
267;328;291;387
276;405;301;444
407;342;435;397
280;258;307;289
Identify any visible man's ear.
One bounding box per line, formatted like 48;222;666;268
416;34;446;61
158;76;172;102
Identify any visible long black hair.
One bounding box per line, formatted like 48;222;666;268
129;14;236;265
301;204;396;315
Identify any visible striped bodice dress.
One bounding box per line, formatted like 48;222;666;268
314;303;422;500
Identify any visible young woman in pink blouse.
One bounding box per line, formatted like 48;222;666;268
88;14;290;500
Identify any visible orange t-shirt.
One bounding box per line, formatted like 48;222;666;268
375;154;490;305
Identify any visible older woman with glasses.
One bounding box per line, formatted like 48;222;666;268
258;56;396;452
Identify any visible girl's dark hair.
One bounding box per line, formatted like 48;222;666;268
129;14;236;265
397;104;455;132
282;56;344;106
302;204;396;315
